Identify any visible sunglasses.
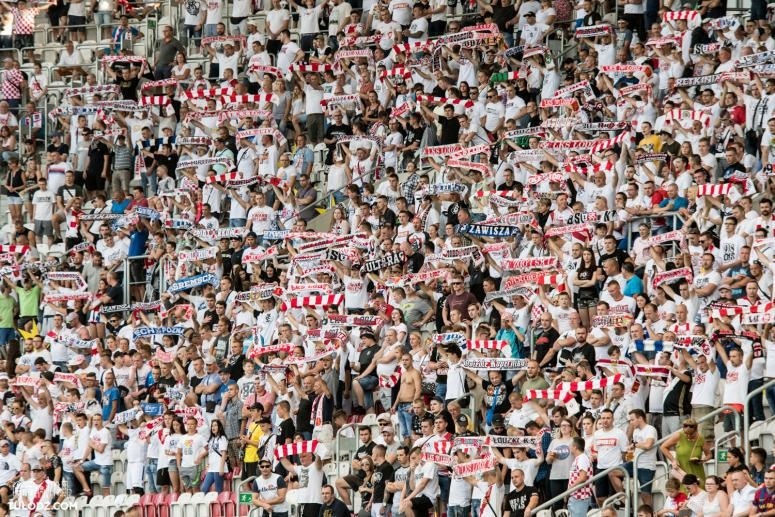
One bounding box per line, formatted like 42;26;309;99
683;424;697;428
259;464;272;469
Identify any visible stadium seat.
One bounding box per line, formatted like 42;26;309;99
111;471;126;494
140;493;156;517
158;493;179;517
170;492;192;517
96;495;115;517
217;491;236;517
190;492;209;517
57;496;77;517
82;495;104;517
209;491;223;517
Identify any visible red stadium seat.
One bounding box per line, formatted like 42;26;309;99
140;493;155;517
158;493;178;517
218;491;236;517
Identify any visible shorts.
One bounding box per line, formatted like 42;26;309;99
130;259;145;284
576;294;598;309
81;461;112;487
7;196;22;205
357;375;379;391
35;220;54;238
593;466;613;498
94;11;112;25
411;495;434;512
168;458;178;473
179;466;199;489
68;15;86;31
0;328;14;346
343;474;363;490
156;467;171;486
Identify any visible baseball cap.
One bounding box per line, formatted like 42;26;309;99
456;414;469;426
492;414;505;426
361;332;376;342
204;356;217;365
377;412;391;424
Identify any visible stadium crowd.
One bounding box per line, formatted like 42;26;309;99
1;0;775;516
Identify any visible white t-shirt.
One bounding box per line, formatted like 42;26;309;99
633;424;658;470
90;427;113;466
206;436;229;473
691;366;719;407
31;189;55;221
417;461;439;500
178;433;207;468
277;41;301;72
266;8;290;34
722;362;749;406
593;427;628;469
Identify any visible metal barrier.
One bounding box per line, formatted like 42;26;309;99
533;465;631;515
633;404;739;512
122;253;166;304
743;377;775;460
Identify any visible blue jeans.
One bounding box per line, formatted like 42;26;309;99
203;24;217;37
568;497;591;517
229;218;247;228
0;327;14;346
201;471;224;493
141;170;157;197
435;383;447;400
358;375;379;409
748;378;765;423
471;499;481;517
397;402;413;440
448;506;471;517
145;458;158;493
438;475;450;503
81;461;111;487
766;383;775;418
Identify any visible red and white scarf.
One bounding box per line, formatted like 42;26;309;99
274;439;319;460
279;294;345;311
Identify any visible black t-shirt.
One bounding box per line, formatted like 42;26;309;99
105;284;123;305
482;378;514;414
324;123;352;163
319;498;350;517
278;417;296;444
438;116;461;146
405;252;424;274
296;391;314;433
115;76;140;101
599;248;629;269
558;342;596;369
87;141;110;176
503;486;539;517
358;345;381;373
533;327;559;365
404;125;424;150
372;461;394;502
662;369;692;417
47;142;69;155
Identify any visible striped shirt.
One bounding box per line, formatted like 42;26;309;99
568;453;593;501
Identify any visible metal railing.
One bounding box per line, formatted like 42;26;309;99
632;404;740;512
743;377;775;460
533;465;631;515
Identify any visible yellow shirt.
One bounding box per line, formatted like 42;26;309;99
243;421;263;463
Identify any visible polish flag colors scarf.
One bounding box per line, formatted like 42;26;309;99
183;87;234;99
415;95;474;108
379;366;402;388
697;183;734;197
279;294;345;311
288;63;333;73
557;374;623;392
523;389;575;403
467;340;509;351
274;439;319;460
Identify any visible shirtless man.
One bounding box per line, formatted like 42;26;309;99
392;353;422;444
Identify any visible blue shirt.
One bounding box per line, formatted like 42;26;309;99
111;198;130;214
623;275;644;297
102;386;120;421
128;228;149;257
